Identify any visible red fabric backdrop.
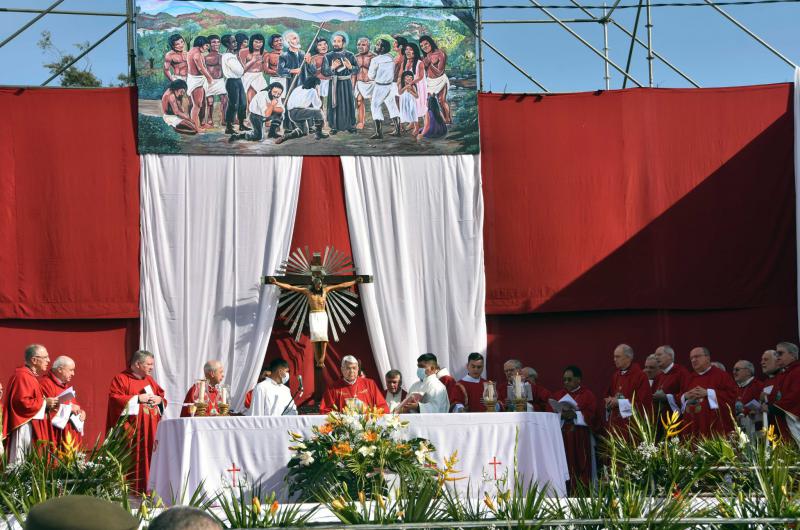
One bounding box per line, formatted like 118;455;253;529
0;85;797;424
0;87;140;319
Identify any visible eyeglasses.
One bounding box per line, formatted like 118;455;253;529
733;368;746;372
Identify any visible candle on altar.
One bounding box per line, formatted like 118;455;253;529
483;381;495;401
198;380;206;402
513;374;523;400
221;386;228;405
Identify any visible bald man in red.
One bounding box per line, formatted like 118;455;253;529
320;355;388;414
604;344;652;437
680;347;737;438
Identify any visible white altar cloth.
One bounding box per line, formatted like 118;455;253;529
148;412;569;502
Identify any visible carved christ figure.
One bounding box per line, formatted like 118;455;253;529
268;276;363;367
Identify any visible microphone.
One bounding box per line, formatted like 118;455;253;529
297;374;304;397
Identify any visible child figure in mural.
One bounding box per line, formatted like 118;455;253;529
398;70;419;136
418;94;447;140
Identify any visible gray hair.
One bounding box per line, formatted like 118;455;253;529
777;342;799;359
385;369;402;380
52;356;75;370
204;360;222;375
148;506;221;530
645;353;659;363
524;367;538;379
656;345;675;360
357;36;370;45
504;359;523;370
616;344;634;358
24;344;46;363
130;350;154;367
341;355;359;369
736;360;755;375
764;349;778;358
711;361;726;371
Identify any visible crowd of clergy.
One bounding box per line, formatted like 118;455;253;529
2;341;798;495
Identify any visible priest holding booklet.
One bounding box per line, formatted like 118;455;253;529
40;355;86;446
398;353;450;414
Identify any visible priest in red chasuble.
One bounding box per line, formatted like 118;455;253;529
651;345;690;428
106;350;167;493
319;355;388;414
3;344;56;464
680;347;737;438
604;344;652;437
771;342;800;447
40;356;86;447
732;359;764;432
498;359;550;411
549;365;598;493
459;352;489;412
180;360;225;417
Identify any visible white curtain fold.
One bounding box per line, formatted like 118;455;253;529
140;154;303;416
342;155;487;388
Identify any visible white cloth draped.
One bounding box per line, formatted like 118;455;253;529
140;155;302;417
341;155;487;388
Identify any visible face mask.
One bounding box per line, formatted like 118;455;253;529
282;372;290;385
417;367;427;381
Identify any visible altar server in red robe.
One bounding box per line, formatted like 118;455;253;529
3;344;56;464
180;360;224;417
320;355;388;414
680;347;737;438
604;344;652;436
460;352;489;412
107;350;167;493
771;342;800;446
40;356;86;447
550;365;598;493
651;345;690;424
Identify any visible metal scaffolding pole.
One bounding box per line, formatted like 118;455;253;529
602;3;610;89
622;0;643;89
703;0;799;69
41;19;128;86
481;37;549;92
528;0;644;87
482;19;595;24
476;0;483;92
568;0;700;87
0;7;125;17
126;0;136;83
0;0;65;50
646;0;654;86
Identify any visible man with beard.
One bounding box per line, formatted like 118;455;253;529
322;32;358;134
187;36;213;130
265;34;284;90
221;34;248;134
163;33;188;82
367;39;401;139
354;37;375;130
229;82;284;142
203;35;227;128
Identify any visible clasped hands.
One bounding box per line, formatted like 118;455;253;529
683;386;708;401
139;394;163;406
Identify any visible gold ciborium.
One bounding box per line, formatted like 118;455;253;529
194;401;208;417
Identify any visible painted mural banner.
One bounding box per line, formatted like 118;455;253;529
135;0;478;155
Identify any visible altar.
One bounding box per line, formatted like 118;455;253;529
148;412;570;502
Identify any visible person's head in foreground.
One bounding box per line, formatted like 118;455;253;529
147;506;222;530
25;495;138;530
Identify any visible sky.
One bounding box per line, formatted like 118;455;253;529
0;0;798;92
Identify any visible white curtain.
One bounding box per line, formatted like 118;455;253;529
794;67;800;340
140;155;303;416
342;155;487;388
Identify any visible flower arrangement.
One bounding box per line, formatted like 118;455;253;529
286;404;438;499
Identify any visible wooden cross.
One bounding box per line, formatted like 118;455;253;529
227;462;241;485
262;252;372;290
488;456;503;480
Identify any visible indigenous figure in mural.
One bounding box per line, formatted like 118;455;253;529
187;36;213;130
265;34;285;91
203;35;228;128
419;35;451;124
240;33;268;106
161;80;198;134
312;37;331;124
367;39;401;139
163;33;188;83
354;37;375;130
322;32;358;134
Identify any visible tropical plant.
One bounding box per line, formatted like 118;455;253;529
285;404;436;499
213;485;318;529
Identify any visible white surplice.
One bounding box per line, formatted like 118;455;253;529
408;374;450;413
247;378;297;416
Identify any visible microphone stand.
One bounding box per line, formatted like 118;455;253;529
281;380;304;416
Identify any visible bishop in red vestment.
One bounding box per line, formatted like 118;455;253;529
499;359;551;411
106;350;167;493
680;347;737;438
180;360;225;417
651;346;690;430
771;343;800;445
460;353;489;412
549;365;598;493
604;344;652;436
3;345;56;463
320;356;388;414
39;356;86;447
731;360;765;432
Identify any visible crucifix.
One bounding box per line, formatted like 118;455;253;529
263;247;372;399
